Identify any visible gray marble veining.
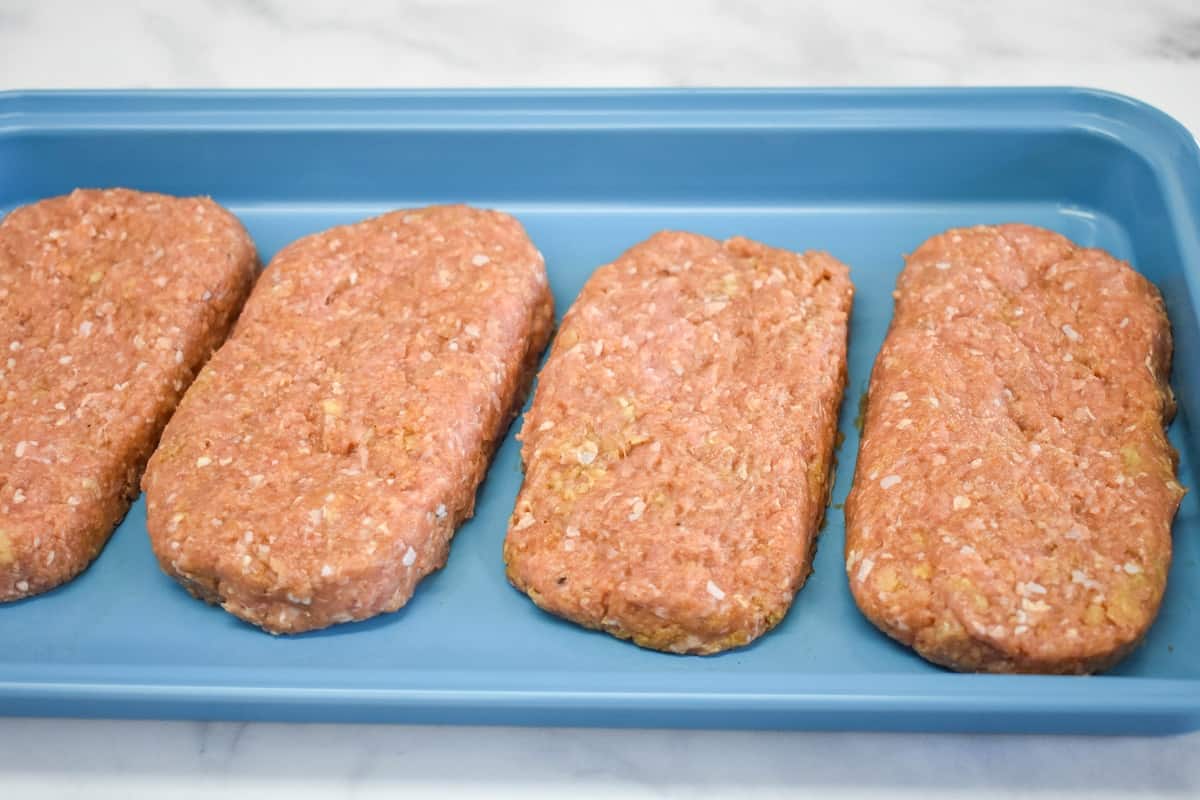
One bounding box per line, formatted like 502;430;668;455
2;717;1199;798
0;0;1197;133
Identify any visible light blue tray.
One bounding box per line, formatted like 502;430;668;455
1;89;1197;733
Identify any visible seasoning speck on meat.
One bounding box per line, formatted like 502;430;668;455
0;188;258;601
846;223;1184;674
505;231;854;654
143;205;552;634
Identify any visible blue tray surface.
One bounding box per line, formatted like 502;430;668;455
0;89;1198;733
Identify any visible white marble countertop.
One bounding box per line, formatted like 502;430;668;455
2;0;1199;797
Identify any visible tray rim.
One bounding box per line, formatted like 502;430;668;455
0;85;1195;134
1;86;1199;733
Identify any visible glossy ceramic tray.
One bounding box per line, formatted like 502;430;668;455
1;88;1198;733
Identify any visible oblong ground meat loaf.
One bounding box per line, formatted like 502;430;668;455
846;223;1185;673
143;205;553;634
0;188;258;601
504;231;853;654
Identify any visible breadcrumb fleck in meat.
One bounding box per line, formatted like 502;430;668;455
628;497;646;522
